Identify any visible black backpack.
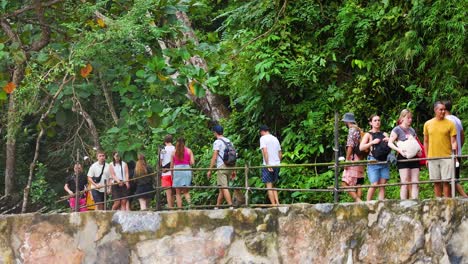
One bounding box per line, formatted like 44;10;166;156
218;138;237;166
370;132;391;161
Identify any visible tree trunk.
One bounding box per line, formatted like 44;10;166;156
3;65;25;196
95;9;230;121
174;11;230;121
21;75;70;213
1;0;62;197
4;138;16;196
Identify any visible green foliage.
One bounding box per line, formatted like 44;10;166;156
30;163;61;210
1;0;467;209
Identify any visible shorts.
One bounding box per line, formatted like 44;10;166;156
396;154;420;170
161;175;173;187
217;164;230;187
127;181;136;202
112;184;128;199
428;159;454;180
455;162;461;180
91;189;104;203
173;165;192;187
341;164;365;186
69;197;88;212
135;184;155;199
262;167;280;183
367;156;390;184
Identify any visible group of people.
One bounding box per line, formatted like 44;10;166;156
64;100;464;211
64;124;283;211
341;100;465;202
64;151;156;211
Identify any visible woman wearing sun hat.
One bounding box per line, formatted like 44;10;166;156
341;112;366;202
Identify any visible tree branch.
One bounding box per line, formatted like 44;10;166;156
98;71;119;125
29;0;51;52
231;0;288;58
2;0;64;19
21;74;72;213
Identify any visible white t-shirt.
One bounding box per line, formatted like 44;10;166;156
213;137;231;168
260;134;281;166
110;161;127;181
161;145;175;176
446;115;463;154
87;162;110;192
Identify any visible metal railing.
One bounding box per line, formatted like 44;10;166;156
58;153;467;212
57;113;467;212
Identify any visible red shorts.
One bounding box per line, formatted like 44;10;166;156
161;176;173;187
69;197;88;212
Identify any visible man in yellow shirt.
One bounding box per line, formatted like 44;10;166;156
423;101;457;198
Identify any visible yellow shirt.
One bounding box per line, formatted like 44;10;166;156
423;118;456;157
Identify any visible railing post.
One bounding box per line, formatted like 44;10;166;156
451;151;456;198
104;179;107;211
333;111;340;203
74;152;80;212
155;146;162;211
74;172;79;212
245;163;250;207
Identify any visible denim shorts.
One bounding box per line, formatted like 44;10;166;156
173;165;192;187
367;156;390;184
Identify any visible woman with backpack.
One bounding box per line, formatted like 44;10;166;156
387;109;422;199
134;154;154;210
171;137;195;208
360;114;391;201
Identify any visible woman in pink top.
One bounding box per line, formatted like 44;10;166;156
171;137;195;208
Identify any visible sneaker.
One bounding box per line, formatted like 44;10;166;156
229;206;234;210
214;207;219;210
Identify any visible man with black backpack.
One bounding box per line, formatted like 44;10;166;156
207;125;236;209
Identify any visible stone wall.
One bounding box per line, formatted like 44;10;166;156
0;199;467;263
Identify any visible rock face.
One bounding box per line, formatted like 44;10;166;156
0;199;467;263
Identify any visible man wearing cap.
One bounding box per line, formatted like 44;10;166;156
259;125;282;205
341;113;365;202
207;125;235;208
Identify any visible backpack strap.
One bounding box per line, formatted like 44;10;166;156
217;138;228;160
93;163;106;183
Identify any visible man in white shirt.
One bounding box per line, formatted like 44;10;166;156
444;100;467;197
259;125;282;205
87;150;110;210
